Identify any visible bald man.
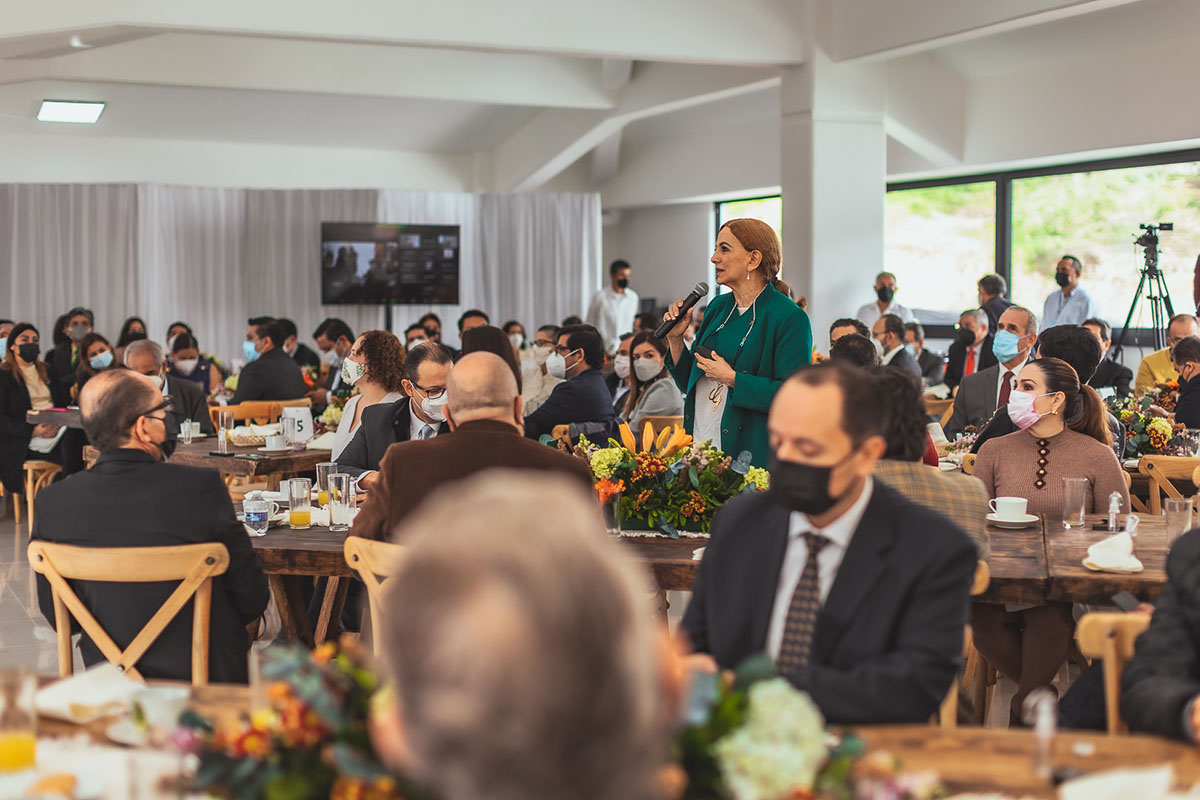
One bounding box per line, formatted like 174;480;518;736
352;352;595;541
31;370;268;683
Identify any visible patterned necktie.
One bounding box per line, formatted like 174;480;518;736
997;370;1014;410
776;532;831;673
419;424;435;440
964;346;976;376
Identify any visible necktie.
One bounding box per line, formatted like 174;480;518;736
997;371;1014;410
776;532;831;674
964;346;976;376
419;424;435;440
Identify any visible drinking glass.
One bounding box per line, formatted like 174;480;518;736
288;478;312;530
1165;497;1194;547
329;473;352;532
217;410;235;455
315;461;336;507
0;668;36;772
1061;477;1087;528
179;418;193;447
282;416;300;452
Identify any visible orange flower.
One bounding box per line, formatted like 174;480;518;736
229;726;271;758
595;478;624;504
313;642;338;664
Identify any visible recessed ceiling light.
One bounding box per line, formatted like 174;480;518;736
37;100;104;124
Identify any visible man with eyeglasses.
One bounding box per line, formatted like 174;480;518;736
336;341;453;490
30;370;269;683
523;324;615;440
1135;314;1200;394
125;338;215;437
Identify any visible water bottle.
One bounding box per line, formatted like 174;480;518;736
244;491;271;537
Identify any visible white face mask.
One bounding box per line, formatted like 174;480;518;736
532;344;552;366
634;356;663;383
546;352;571;380
174;358;199;376
508;333;524;350
341;358;367;386
147;373;164;390
613;354;631;380
320;348;340;366
420;393;448;422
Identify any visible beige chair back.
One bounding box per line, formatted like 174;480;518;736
938;560;991;727
343;536;406;653
27;541;230;685
208;401;284;429
1076;612;1152;734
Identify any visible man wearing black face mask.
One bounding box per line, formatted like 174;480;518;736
681;361;977;724
944;308;996;389
585;259;639;353
855;271;915;330
1041;255;1095;329
30;370;269;683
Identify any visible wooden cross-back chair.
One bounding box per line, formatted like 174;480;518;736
208;401;284;430
1076;612;1152;734
27;541;230;685
936;560;990;728
343;536;406;653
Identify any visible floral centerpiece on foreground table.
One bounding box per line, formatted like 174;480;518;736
675;655;944;800
569;421;769;536
1107;387;1192;458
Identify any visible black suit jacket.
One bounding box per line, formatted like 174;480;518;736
31;449;270;683
944;336;998;389
916;349;945;385
336;396;450;479
884;347;922;379
49;344;81;398
291;344;320;372
524;368;616;439
165;376;216;436
230;348;309;404
0;364;68;495
1175;376;1200;430
681;483;977;724
982;296;1012;334
1088;358;1133;399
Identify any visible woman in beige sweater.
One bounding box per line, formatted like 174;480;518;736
972;357;1129;724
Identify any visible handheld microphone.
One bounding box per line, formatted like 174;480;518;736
655;282;709;339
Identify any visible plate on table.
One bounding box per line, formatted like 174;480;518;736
105;717;146;747
256;446;292;455
986;512;1039;529
937;461;958;472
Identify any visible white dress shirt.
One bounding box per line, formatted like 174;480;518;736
855;300;916;328
1042;286;1095;329
766;478;875;660
586;286;640;352
995;356;1028;406
880;345;903;366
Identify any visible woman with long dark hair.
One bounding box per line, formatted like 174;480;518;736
72;332;115;398
461;325;523;394
0;323;68;497
621;332;683;435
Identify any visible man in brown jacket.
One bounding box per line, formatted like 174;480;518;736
351;351;595;541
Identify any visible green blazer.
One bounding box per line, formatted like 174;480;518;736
667;283;812;467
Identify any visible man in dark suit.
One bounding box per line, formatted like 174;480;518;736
31;370;269;683
1082;317;1133;399
336;341;453;488
124;339;216;436
903;322;944;386
977;274;1012;335
353;352;594;541
682;362;976;724
279;318;320;373
870;314;921;379
945;306;1038;438
308;318;356;411
944;308;996;389
524;324;615;439
231;319;309;404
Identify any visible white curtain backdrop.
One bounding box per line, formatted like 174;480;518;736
0;183;601;363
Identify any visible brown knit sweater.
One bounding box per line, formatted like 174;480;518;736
974;427;1129;517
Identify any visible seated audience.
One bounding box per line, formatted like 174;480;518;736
353;352;594;540
828;318;870;349
0;320;13;356
461;325;522;392
1136;313;1198;393
870;367;989;554
126;339;215;436
336;341;453;486
166;332;223;395
501;320;526;351
278;317;320;372
166;321;227;383
48;307;94;398
418;312;444;344
1082;318;1132;399
524;324;614;439
607;332;635;412
561;315;583;327
521;324;563;414
972;357;1128;723
871;314;922;378
977;273;1012;335
330;331;406;461
403;323;428;350
458;309;490;340
904;322;945;385
635;311;659;333
828;332;879;368
971;324;1126;459
372;472;673;800
113;316;147;366
682;362;976;724
944;308;996;389
309;318;356;409
1171;336;1200;429
41;313;70;375
0;323;67;497
231;319;309;404
945;306;1038;438
622;332;684;434
31;370;269;682
72;332;115;398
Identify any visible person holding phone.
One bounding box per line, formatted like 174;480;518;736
661;218;812;467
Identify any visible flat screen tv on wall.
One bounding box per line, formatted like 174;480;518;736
320;222;460;305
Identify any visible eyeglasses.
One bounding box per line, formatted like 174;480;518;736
554;345;581;356
532;339;555;348
411;382;446;400
138;396;176;420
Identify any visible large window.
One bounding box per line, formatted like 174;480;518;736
716;196;782;241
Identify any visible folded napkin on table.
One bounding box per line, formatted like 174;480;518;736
231;423;281;437
1060;764;1172;800
924;383;951;400
1083;531;1144;573
306;431;336;451
36;662;141;723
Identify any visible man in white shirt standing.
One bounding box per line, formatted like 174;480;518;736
586;260;640;353
855;271;916;329
1042;255;1095;329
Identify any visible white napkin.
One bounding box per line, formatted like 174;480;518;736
28;425;67;454
692;547;706;561
306;431;336;451
35;663;141;723
925;383;951;400
1060;764;1172;800
1083;531;1144;573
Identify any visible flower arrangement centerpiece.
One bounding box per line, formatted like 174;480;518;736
573;421;768;536
183;639;417;800
676;655;944;800
314;395;349;436
1107;392;1192;457
300;365;321;392
1143;380;1180;413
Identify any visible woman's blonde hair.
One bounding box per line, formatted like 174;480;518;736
719;217;785;292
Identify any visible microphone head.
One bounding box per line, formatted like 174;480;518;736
693;282;709;297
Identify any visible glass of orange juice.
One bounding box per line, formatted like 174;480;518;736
287;478;312;530
0;668;35;772
315;461;336;507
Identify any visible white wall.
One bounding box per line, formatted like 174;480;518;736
602;203;714;314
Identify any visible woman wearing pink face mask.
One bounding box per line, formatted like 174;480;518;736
971;356;1128;725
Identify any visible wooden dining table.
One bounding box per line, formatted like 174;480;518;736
169;440;332;490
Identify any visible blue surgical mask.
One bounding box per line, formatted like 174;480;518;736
88;350;114;370
904;343;917;358
992;330;1023;363
243;340;260;362
0;338;6;358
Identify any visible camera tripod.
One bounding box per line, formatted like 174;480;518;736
1112;222;1174;358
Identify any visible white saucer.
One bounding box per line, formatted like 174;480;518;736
987;512;1039;529
106;716;146;747
937;461;958;472
257;446;292;454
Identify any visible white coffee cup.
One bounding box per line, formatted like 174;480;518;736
989;496;1029;521
265;434;286;450
132;686;190;742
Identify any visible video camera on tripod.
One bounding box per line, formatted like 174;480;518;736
1112;222;1175;357
1135;222;1173;260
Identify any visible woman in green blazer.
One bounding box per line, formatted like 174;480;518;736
662;219;812;467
